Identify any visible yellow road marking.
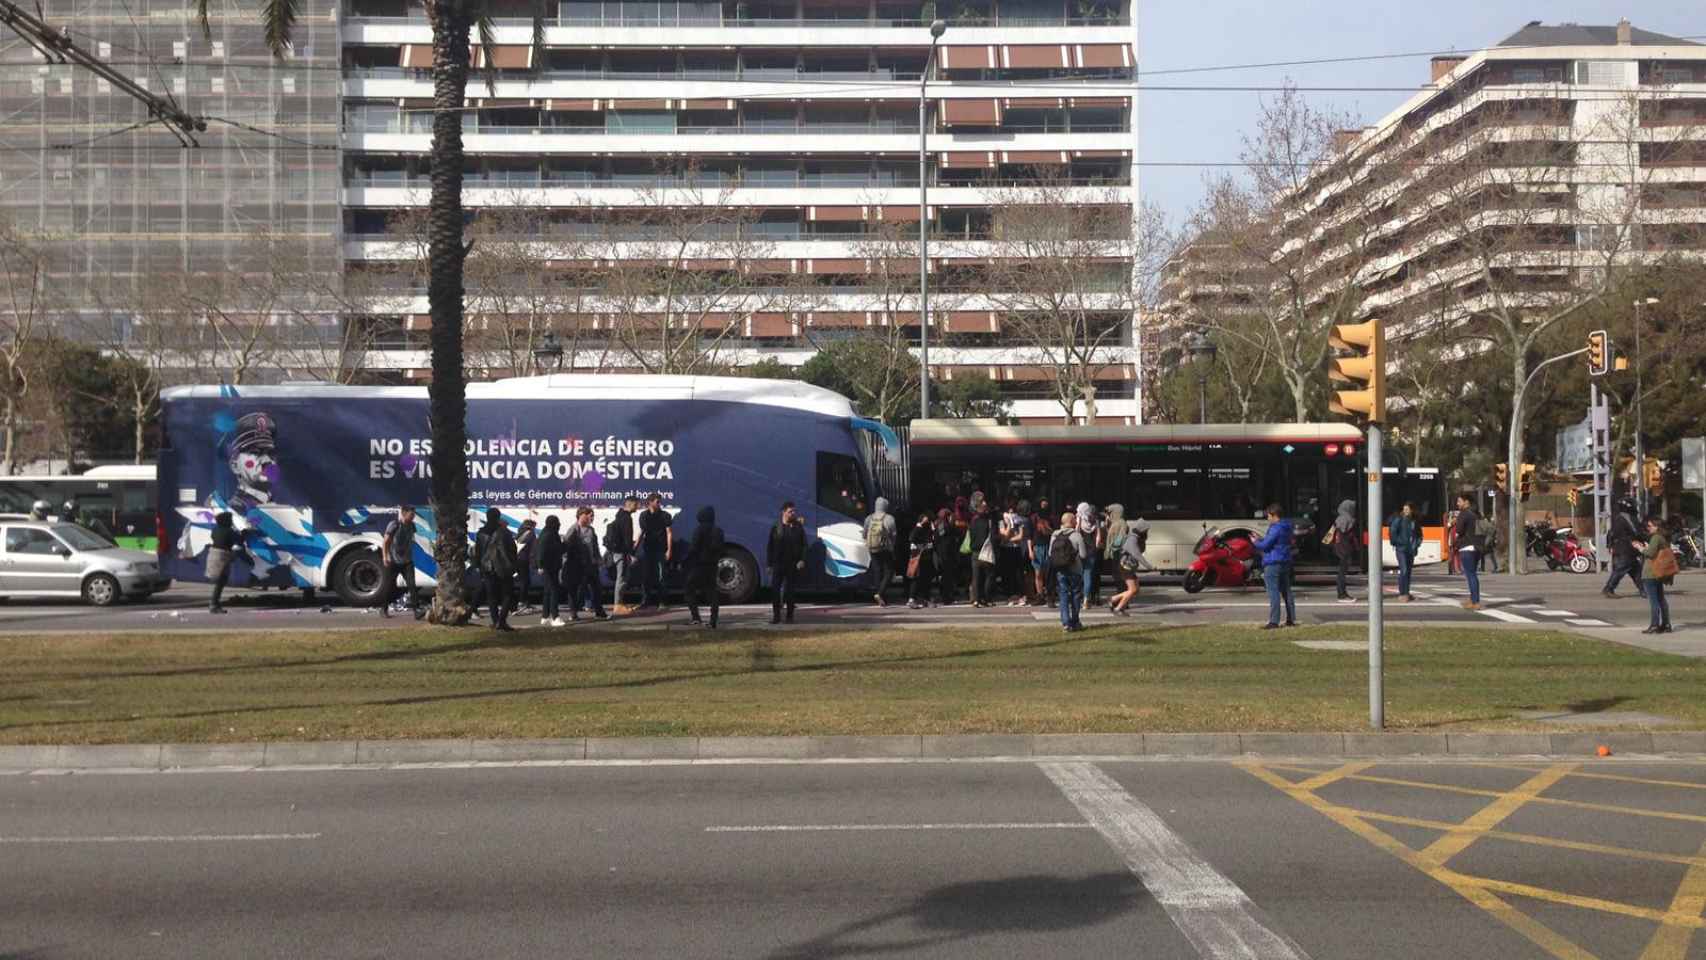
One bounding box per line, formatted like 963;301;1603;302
1295;761;1377;792
1347;809;1706;869
1242;763;1599;960
1275;767;1706;825
1639;838;1706;960
1557;771;1706;792
1421;764;1576;867
1459;874;1706;931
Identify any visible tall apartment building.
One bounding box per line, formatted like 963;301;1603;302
0;0;342;306
341;0;1141;421
1155;19;1706;413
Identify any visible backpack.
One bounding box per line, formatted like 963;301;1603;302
865;515;893;552
1048;531;1079;569
602;518;619;553
1474;515;1494;542
479;530;514;578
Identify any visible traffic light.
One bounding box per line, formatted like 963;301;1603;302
1519;463;1536;501
1587;330;1609;376
1645;458;1664;494
1567;486;1580;507
1494;463;1509;488
1328;318;1386;423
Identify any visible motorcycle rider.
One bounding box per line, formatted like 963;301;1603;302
1603;498;1647;599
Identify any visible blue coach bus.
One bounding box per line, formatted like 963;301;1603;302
159;375;901;604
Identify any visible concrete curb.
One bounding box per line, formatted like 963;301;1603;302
3;731;1704;771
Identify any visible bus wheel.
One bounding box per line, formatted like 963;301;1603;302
1182;569;1208;594
716;548;759;605
331;547;387;607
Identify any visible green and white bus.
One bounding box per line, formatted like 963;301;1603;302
0;465;159;551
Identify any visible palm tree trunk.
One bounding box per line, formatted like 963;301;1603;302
425;11;474;625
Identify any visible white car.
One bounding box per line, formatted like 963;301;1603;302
0;520;171;605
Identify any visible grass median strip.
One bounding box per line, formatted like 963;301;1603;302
0;623;1701;744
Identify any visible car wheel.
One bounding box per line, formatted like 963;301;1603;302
1182;569;1208;594
331;546;387;607
1569;554;1593;575
83;572;121;607
716;548;759;605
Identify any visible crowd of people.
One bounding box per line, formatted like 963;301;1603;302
356;487;1685;637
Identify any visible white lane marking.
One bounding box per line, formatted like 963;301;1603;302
1567;619;1614;627
0;832;321;844
1040;761;1312;960
707;822;1089;833
1533;609;1574;617
1477;608;1538;624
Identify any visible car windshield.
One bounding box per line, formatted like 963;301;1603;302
53;524;116;552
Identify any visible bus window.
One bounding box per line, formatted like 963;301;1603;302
816;452;867;520
1204;465;1265;521
1125;466;1200;519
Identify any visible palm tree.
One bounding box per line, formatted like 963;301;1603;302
201;0;546;624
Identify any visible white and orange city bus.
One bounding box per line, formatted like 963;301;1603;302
904;420;1446;572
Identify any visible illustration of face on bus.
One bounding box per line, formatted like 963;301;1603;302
175;408;331;589
221;412;279;513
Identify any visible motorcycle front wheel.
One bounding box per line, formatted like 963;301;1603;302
1568;554;1593;575
1182;569;1208;594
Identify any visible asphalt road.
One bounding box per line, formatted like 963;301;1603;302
5;759;1704;959
0;569;1698;653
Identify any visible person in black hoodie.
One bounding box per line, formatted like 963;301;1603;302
766;501;808;624
907;511;937;609
473;508;518;631
206;511;238;614
931;508;959;607
563;506;609;622
683;505;725;628
536;515;565;625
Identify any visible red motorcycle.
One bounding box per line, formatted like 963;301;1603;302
1182;527;1259;593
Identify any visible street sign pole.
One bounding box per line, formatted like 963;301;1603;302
1590;384;1612;569
1367;424;1384;731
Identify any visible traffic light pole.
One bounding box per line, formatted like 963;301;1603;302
1509;346;1590;574
1367;423;1384;731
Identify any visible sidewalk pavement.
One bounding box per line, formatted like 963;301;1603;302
3;730;1703;772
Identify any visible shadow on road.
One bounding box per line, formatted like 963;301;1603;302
765;872;1140;959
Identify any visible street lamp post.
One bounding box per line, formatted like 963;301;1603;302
1186;332;1217;425
532;331;565;374
1634;297;1658;516
918;19;945;420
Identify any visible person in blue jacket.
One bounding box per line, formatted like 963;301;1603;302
1387;502;1422;602
1253;503;1296;629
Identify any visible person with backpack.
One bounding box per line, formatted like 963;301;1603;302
206;511;239;615
1076;502;1102;607
1050;511;1088;631
377;504;425;620
863;497;898;607
683;505;725;628
1253;504;1296;629
906;511;937;609
766;501;808;624
1603;498;1646;599
1108;510;1151;616
1476;508;1499;574
473;508;518;631
563;506;609;621
1330;499;1359;602
536;515;565;626
1451;492;1483;609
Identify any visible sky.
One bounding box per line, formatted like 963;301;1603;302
1137;1;1703;227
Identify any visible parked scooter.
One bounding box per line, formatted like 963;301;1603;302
1668;518;1704;569
1182;527;1259;593
1529;523;1594;573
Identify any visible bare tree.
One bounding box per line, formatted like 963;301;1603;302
1401;91;1699;569
981;176;1159;424
461;201;609;376
599;178;796;375
0;221;55;473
